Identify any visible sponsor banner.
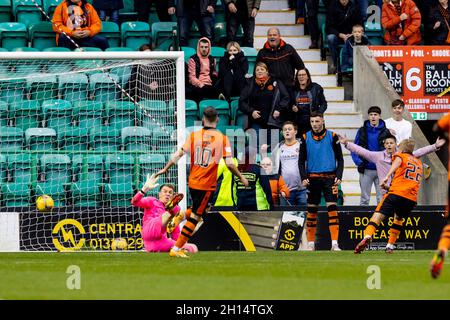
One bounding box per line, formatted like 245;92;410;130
275;212;306;251
370;46;450;113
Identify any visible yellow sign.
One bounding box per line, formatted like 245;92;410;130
52;219;86;251
284;229;296;241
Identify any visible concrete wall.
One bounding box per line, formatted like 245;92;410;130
353;46;447;205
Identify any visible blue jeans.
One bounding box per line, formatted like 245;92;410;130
178;14;214;46
280;189;307;206
58;34;110;51
98;10;120;25
326;34;344;67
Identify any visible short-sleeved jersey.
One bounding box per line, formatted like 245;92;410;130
182;127;232;191
388;152;423;202
436;112;450;181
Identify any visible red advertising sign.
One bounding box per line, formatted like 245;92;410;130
370;46;450;113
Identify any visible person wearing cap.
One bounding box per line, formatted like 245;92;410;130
351;106;391;205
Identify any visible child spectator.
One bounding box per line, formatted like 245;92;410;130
218;41;248;101
341;24;371;73
92;0;123;25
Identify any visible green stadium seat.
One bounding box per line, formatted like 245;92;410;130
90;126;121;151
138;153;165;186
151;125;176;155
73;50;103;74
12;46;39;51
71;154;104;206
43;47;70;52
42;99;72;134
43;0;59;16
185;99;198;127
58;73;89;101
25;127;56;150
0;22;28;50
139;99;169;127
151;21;177;49
0;153;6;183
59;127;89;151
0;99;7;126
104;154;135;206
105;47;134;51
26;73;58;100
35;154;71;207
121;21;151;51
2;153;35;206
119;0;138;22
181;46;195;63
0;126;23;150
189;22;201;39
9;100;41;130
72;100;103;129
121;126;151;151
187;37;200;49
15;60;41;75
199;99;230;124
0;77;26;103
210;46;225;60
42;47;73;73
241;46;256;74
29;22;56;50
214;22;227;45
106;101;137;130
100;21;121;47
13;0;42;27
0;0;12;24
89;73;121;102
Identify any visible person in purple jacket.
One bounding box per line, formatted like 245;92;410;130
339;134;445;253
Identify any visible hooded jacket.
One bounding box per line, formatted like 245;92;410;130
382;0;422;45
188;37;218;88
341;35;370;71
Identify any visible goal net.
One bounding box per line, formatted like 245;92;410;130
0;51;186;252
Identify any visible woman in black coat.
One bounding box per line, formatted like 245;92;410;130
218;41;249;101
92;0;124;24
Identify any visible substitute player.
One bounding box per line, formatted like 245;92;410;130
156;106;249;258
299;112;344;251
354;138;423;254
131;174;198;253
430;112;450;279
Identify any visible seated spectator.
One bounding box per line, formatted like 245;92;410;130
385;99;412;143
233;147;273;211
52;0;109;51
325;0;361;73
260;157;290;206
168;0;215;46
426;0;450;45
382;0;422;45
239;61;290;148
224;0;260;47
92;0;123;24
341;24;370;73
218;41;249;101
186;37;219;103
290;68;327;136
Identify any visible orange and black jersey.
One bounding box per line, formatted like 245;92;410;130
388;152;423;202
436;112;450;181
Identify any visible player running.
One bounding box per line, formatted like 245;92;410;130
131;174;198;253
155;106;249;258
354;138;423;254
430;112;450;279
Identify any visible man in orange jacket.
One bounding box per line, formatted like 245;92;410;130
382;0;422;45
52;0;109;50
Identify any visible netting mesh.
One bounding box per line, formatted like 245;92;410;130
0;54;182;251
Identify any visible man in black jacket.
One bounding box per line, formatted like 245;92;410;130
224;0;261;47
256;27;305;96
168;0;215;46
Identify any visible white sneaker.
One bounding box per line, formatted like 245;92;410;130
306;242;315;251
331;243;342;251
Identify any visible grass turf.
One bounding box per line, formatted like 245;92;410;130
0;251;449;300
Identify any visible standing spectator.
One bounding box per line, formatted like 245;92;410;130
186;37;219;103
92;0;123;24
300;112;344;251
291;68;327;136
234;147;273;211
305;0;321;49
352;106;391;205
138;0;172;23
53;0;110;51
168;0;215;46
260;157;290;206
381;0;422;45
239;62;290;148
256;27;305;95
341;24;371;73
224;0;261;47
385;99;413;144
218;41;248;101
325;0;361;73
426;0;450;45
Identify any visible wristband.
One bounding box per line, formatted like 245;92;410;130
140;189;146;195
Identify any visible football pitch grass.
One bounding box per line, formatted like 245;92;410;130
0;251;449;300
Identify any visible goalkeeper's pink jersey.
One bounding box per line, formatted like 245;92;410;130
131;192;180;225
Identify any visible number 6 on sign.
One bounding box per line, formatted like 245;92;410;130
406;67;421;91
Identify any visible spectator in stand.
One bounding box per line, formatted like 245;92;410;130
381;0;422;45
92;0;123;24
138;0;172;23
168;0;215;46
341;24;371;73
53;0;109;50
306;0;326;49
325;0;361;74
385;99;413;144
224;0;261;47
290;68;327;137
186;37;219;103
218;41;249;101
256;27;305;96
260;157;290;206
239;61;290;148
352;106;391;205
427;0;450;45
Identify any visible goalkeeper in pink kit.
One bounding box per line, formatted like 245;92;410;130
131;174;198;253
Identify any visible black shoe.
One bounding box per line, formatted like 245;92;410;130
309;41;318;49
